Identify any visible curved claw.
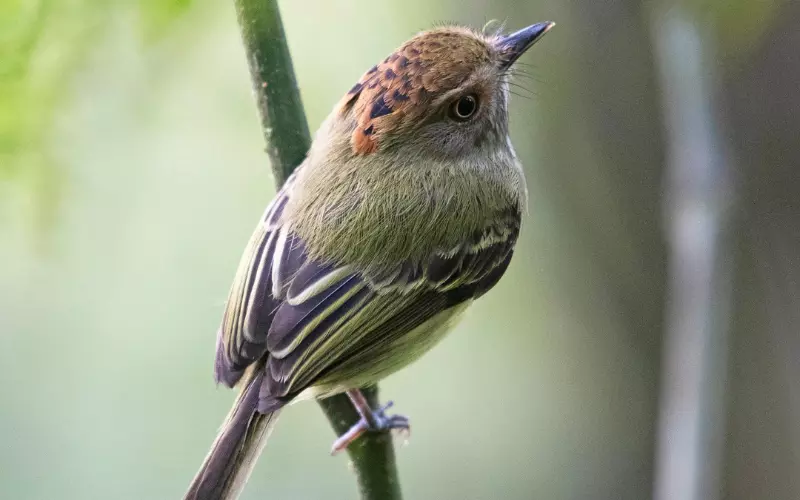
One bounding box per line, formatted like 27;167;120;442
330;393;412;454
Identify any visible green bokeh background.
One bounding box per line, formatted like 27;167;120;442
2;1;798;499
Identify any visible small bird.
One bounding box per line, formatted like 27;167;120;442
186;21;554;500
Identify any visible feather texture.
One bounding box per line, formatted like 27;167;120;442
338;26;496;154
214;170;520;411
185;368;280;500
188;20;559;500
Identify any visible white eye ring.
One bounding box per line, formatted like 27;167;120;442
449;94;478;121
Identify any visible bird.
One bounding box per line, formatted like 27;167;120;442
185;20;555;500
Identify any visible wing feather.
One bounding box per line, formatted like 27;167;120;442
215;176;520;410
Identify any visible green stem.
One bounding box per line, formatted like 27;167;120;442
232;1;403;499
319;386;403;499
234;0;310;184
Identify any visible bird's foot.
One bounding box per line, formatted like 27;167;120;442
330;393;411;454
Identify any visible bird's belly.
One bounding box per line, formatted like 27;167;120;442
300;301;471;400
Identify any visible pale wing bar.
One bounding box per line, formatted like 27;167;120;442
215;178;519;413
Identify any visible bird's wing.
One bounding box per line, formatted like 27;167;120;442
215;175;519;409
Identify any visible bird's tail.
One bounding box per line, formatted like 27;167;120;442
185;369;280;500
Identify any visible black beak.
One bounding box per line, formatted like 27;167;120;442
497;22;555;69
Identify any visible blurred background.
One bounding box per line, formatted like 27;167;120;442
1;0;798;499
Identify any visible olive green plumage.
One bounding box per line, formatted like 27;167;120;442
287;114;527;273
186;21;555;500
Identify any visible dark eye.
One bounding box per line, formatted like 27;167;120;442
448;94;478;121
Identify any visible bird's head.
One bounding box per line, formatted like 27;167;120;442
331;22;555;162
289;22;555;268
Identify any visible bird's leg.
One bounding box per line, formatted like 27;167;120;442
330;389;411;454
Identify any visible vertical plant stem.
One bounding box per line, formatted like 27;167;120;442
234;0;310;184
232;1;403;499
319;386;403;499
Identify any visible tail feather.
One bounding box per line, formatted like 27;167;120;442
185;370;281;500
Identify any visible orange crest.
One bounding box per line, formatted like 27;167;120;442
338;27;493;155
